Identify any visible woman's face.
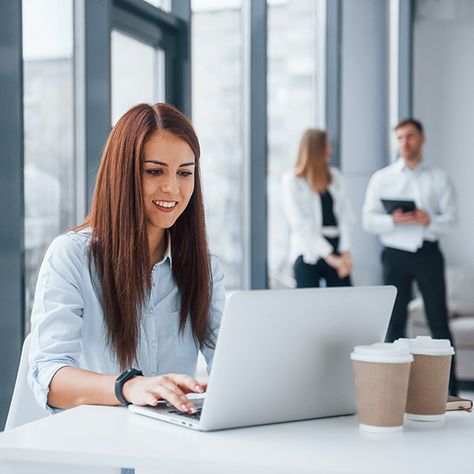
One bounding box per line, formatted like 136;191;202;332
142;130;195;232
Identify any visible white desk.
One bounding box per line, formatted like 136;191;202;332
0;405;473;474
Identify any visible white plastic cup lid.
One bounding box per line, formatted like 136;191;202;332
351;342;414;364
396;336;454;356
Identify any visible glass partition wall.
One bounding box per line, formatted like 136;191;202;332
267;0;324;288
191;0;244;290
111;30;166;125
22;0;76;333
192;0;326;290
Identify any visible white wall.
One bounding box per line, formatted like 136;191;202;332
414;1;474;268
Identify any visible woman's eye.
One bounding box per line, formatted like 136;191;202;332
178;170;193;177
146;169;163;176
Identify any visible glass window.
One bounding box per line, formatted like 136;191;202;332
111;30;166;125
22;0;75;332
267;0;323;288
191;0;244;290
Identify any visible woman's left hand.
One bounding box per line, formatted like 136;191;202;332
340;252;353;273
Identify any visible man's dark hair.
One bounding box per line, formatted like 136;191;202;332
394;118;424;134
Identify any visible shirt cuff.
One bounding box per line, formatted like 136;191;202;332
319;243;334;259
29;360;77;414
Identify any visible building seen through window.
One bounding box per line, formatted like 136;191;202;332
22;0;75;333
111;30;166;125
267;0;323;288
192;0;244;290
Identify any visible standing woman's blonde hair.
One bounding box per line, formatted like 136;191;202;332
294;128;332;193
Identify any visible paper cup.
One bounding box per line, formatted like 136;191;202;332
398;337;454;421
351;342;413;432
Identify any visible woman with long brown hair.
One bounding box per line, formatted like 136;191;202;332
28;103;225;416
282;128;354;288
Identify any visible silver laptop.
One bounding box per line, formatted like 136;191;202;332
129;285;396;431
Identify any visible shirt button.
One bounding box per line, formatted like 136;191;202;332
150;372;157;376
151;340;157;348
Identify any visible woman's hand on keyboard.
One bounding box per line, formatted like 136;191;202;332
123;373;205;414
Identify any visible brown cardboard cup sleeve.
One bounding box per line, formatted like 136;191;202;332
397;337;455;422
351;342;413;433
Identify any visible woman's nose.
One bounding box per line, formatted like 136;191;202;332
160;176;179;194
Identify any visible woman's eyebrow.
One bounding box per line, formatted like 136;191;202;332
144;160;196;167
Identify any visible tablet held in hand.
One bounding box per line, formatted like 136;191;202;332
381;198;416;214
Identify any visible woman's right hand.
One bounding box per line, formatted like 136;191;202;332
122;373;205;414
325;253;351;278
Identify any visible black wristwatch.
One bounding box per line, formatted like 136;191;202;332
115;368;143;405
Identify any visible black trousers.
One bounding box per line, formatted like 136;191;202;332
382;241;458;395
294;256;352;288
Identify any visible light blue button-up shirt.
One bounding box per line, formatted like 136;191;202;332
28;228;225;412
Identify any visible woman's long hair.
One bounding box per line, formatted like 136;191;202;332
76;103;212;369
294;128;332;192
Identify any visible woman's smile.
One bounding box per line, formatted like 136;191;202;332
152;200;178;212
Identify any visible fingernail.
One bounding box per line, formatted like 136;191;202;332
195;385;203;393
182;403;195;413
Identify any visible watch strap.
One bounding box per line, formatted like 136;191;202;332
115;368;143;405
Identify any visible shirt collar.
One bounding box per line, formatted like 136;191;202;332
394;158;406;171
156;231;173;269
395;157;426;173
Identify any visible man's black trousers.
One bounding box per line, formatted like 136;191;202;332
382;241;458;395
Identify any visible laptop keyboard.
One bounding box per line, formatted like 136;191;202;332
168;407;202;420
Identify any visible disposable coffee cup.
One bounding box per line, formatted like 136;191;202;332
351;342;413;433
399;336;454;422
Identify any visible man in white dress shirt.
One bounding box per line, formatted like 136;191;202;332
363;118;458;395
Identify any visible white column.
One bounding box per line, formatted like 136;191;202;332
340;0;390;285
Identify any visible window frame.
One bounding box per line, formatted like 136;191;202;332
0;0;24;429
112;0;191;114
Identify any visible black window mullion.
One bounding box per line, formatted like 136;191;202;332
398;0;413;120
83;0;112;209
248;0;268;289
112;6;165;47
325;0;342;168
171;0;191;116
0;0;24;429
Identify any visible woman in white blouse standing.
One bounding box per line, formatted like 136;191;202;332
282;128;354;288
